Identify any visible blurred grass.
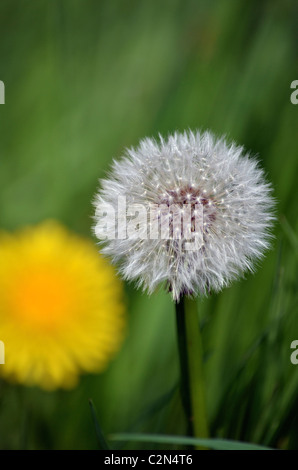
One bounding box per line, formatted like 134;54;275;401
0;0;298;449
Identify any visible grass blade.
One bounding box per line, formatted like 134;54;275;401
110;433;274;450
89;399;110;450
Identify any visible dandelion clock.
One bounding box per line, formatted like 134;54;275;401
93;129;275;442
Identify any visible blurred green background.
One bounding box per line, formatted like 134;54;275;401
0;0;298;450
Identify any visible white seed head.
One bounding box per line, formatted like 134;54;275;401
93;130;275;301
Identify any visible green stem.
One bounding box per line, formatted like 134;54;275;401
175;295;209;446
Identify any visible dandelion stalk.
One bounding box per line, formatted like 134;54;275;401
175;295;209;446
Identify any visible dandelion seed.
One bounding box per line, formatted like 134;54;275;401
93;130;275;301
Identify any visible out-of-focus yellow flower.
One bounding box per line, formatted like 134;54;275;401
0;221;126;390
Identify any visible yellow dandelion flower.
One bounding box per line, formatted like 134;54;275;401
0;221;126;390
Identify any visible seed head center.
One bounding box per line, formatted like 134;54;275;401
154;185;216;240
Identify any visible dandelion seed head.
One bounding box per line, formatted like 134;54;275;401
93;130;275;301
